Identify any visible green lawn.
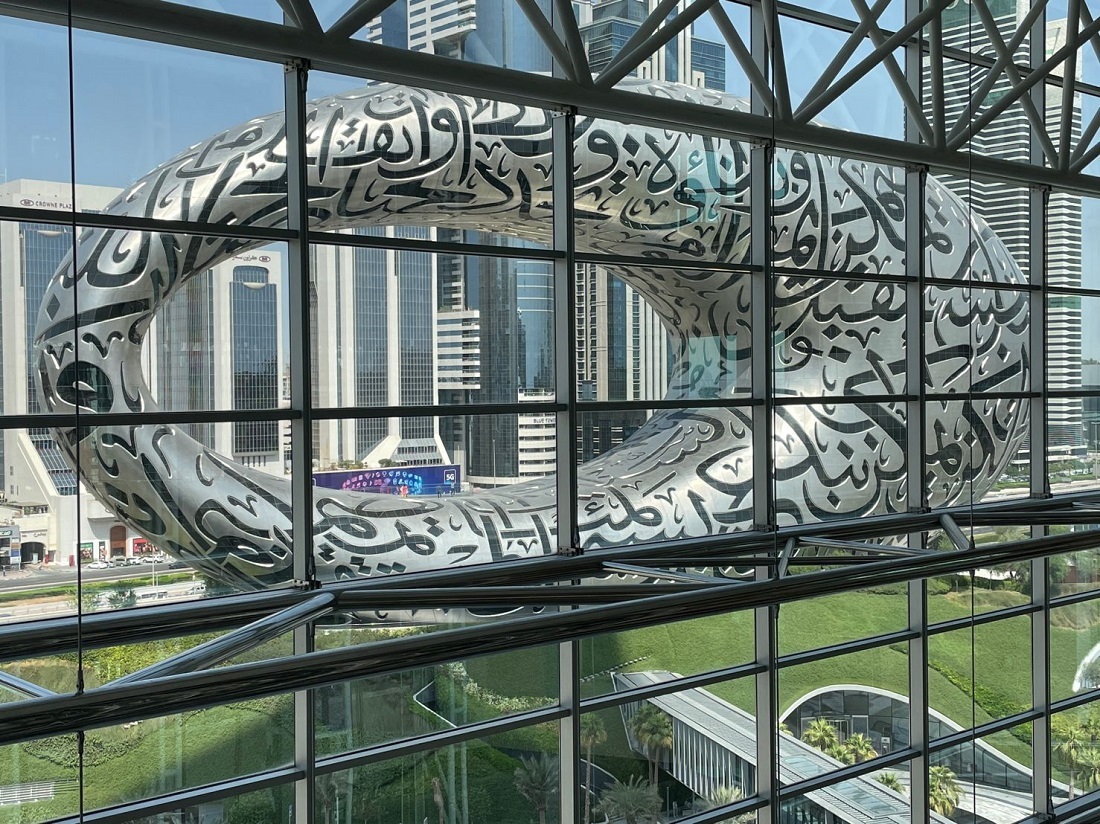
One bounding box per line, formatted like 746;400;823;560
466;586;1064;770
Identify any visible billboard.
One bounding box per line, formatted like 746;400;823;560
0;525;20;569
314;465;461;496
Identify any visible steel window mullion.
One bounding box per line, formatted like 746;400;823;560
308;228;563;262
578;662;767;714
909;578;929;824
314;707;570;775
1031;184;1051;500
751;3;777;816
58;767;303;824
551;106;580;824
311;402;566;420
925;602;1041;635
775;629;920;669
1050;587;1100;609
283;57;316;824
0;204;298;242
926;708;1044;755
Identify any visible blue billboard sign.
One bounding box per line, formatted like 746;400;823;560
313;464;461;496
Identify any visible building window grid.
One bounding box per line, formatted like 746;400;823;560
4;6;1095;822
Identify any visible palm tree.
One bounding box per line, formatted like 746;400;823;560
1055;719;1088;799
844;733;878;764
929;766;961;817
597;776;661;824
630;704;674;785
581;714;608;824
802;718;839;752
876;772;905;794
514;754;559;824
706;785;756;824
1079;747;1100;792
825;742;854;765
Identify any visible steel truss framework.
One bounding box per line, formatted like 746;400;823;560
2;1;1100;824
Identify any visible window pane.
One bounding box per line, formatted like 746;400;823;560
774;401;906;525
774;276;905;397
71;32;286;222
580;611;754;700
578;405;753;547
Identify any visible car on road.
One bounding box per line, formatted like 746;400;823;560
87;561;109;570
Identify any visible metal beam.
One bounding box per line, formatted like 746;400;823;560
1061;0;1083;170
708;4;773;115
2;493;1099;667
943;0;1048;148
275;0;321;33
948;16;1100;151
111;593;335;686
514;0;579;83
594;0;720;90
849;0;934;146
795;0;952;125
326;0;400;38
2;527;1099;746
939;514;972;552
968;0;1058;166
602;562;728;584
0;670;55;699
10;0;1100;197
593;0;679;84
761;0;792;121
553;0;592;85
796;0;893;125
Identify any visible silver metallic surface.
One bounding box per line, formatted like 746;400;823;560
34;79;1029;589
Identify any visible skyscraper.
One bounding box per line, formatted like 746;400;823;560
0;179;287;563
935;1;1084;475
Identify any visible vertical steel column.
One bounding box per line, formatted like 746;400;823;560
902;3;930;820
285;58;316;824
751;2;778;821
552;109;579;558
552;107;579;824
908;580;930;824
1028;0;1051;812
904;164;927;521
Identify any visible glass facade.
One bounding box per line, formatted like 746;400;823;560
5;2;1100;824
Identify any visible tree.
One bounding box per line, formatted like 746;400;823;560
1055;718;1088;799
67;587;98;614
629;704;674;785
314;772;349;824
876;772;905;794
1078;748;1100;792
106;586;137;609
597;776;661;824
825;742;854;765
706;785;756;824
514;754;558;824
801;718;839;752
929;766;961;817
580;714;607;824
844;733;878;764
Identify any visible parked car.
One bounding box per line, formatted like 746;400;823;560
87;560;109;570
126;557;143;566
